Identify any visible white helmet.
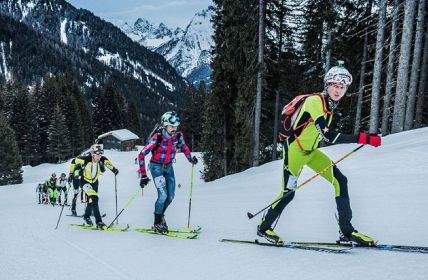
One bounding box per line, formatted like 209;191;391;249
90;144;104;155
324;60;353;87
161;111;180;127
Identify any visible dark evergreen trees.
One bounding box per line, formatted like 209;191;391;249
201;0;242;181
0;112;22;185
33;75;58;161
46;105;71;162
92;82;127;137
8;81;40;165
126;100;142;137
181;81;207;151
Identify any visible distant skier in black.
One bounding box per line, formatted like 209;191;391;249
36;183;43;204
57;173;68;206
69;159;81;216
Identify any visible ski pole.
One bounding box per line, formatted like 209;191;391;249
55;183;73;230
107;187;141;228
115;175;118;225
186;163;195;228
247;144;365;219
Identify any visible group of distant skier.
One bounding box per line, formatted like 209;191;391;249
36;173;69;206
40;61;382;246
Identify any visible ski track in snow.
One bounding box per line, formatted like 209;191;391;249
62;238;135;280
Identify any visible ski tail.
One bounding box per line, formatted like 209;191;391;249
220;239;351;254
291;241;428;254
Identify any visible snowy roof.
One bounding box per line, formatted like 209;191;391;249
97;129;139;141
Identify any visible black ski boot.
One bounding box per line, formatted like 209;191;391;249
339;230;375;246
71;209;77;217
153;213;166;233
161;215;168;232
96;221;107;230
83;216;93;226
257;225;283;244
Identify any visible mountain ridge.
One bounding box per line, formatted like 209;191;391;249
118;6;214;85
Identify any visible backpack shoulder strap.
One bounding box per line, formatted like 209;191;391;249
310;92;329;114
149;128;163;151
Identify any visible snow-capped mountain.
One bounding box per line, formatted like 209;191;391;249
120;7;214;85
0;0;187;123
120;19;184;51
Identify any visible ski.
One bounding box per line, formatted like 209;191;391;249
69;223;129;232
134;226;202;234
220;239;351;254
66;213;107;218
291;241;428;254
134;228;198;239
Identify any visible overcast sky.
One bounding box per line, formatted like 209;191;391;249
66;0;213;28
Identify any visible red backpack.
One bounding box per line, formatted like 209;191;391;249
278;93;327;142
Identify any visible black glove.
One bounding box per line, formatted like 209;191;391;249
112;167;119;175
140;176;150;188
68;174;73;183
191;156;198;165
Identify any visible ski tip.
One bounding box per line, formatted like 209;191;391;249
247;212;254;219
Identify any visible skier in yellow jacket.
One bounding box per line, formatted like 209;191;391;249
69;144;118;228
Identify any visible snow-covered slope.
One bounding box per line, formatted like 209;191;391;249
1;128;428;280
120;7;214;84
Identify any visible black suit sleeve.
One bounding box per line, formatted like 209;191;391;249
314;117;358;144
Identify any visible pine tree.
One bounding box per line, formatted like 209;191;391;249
0;112;23;185
57;77;85;155
369;0;387;133
26;92;42;166
392;0;417;133
264;0;301;161
34;75;59;161
415;23;428;127
92;82;127;137
180;84;197;151
126;100;142;136
381;0;401;134
46;105;71;163
300;0;336;91
353;0;374;134
8;81;39;165
201;91;228;181
201;0;234;180
404;0;426;130
1;82;15;120
72;82;94;147
181;82;206;151
228;0;258;173
92;86;108;136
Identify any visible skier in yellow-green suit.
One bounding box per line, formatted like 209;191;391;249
69;144;118;228
257;61;382;246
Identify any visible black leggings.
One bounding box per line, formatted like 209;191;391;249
259;145;355;236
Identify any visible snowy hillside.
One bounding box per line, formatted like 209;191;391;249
119;7;214;84
1;128;428;280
